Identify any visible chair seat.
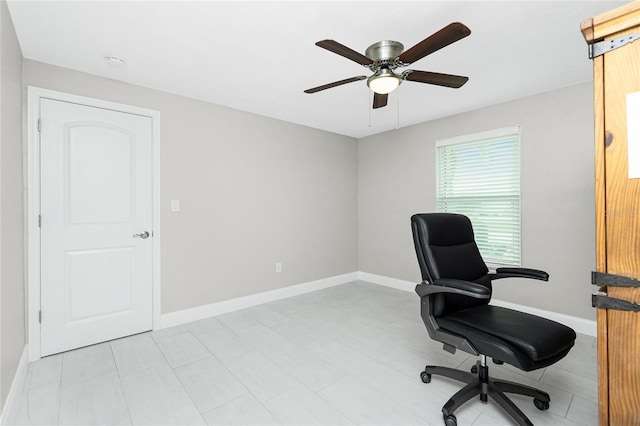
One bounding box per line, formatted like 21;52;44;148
438;305;576;371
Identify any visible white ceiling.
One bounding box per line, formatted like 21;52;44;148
6;1;626;138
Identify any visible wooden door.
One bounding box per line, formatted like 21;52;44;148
40;98;154;356
583;3;640;424
602;30;640;421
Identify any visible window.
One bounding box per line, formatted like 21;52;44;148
436;126;521;267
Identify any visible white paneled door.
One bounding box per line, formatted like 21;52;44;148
40;98;153;356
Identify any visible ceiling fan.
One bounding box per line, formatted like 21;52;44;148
304;22;471;109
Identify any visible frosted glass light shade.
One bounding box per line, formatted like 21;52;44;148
367;70;401;94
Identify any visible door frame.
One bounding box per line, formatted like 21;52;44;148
27;87;162;361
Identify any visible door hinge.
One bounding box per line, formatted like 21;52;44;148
588;32;640;58
39;310;42;323
592;271;640;288
37;118;42;132
592;292;640;312
38;215;41;228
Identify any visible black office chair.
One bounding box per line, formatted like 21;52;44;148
411;213;576;426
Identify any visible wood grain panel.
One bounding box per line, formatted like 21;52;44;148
580;2;640;43
597;306;609;425
592;51;609;426
607;287;640;425
593;54;607;274
604;38;640;279
603;24;640;426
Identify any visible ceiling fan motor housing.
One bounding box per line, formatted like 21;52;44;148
365;40;404;62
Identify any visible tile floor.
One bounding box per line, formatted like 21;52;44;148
11;281;597;425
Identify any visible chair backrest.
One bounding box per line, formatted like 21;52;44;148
411;213;491;317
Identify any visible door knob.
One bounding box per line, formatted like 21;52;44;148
132;231;150;239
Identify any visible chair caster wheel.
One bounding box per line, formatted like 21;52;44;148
534;398;550;411
443;414;457;426
470;365;478;374
420;372;431;383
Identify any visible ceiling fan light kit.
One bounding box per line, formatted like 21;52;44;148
367;68;401;94
305;22;471;109
365;40;404;94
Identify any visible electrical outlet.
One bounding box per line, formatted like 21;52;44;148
275;262;282;273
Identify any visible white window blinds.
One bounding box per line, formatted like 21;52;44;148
436;126;521;267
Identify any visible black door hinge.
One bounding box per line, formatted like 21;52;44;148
592;271;640;288
592;293;640;312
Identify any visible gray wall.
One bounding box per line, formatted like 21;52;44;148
23;60;359;314
0;0;25;412
358;83;596;320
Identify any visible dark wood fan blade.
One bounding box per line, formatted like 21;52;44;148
316;40;373;66
373;93;388;109
398;22;471;65
304;76;367;94
404;70;469;88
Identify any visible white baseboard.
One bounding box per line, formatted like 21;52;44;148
160;272;359;329
159;269;595;336
0;345;29;425
358;271;416;292
357;271;597;337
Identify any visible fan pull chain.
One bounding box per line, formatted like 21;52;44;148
396;91;400;130
368;90;372;127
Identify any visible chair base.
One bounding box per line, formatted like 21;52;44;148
420;358;550;426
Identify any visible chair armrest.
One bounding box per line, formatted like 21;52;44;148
494;267;549;281
415;279;490;299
